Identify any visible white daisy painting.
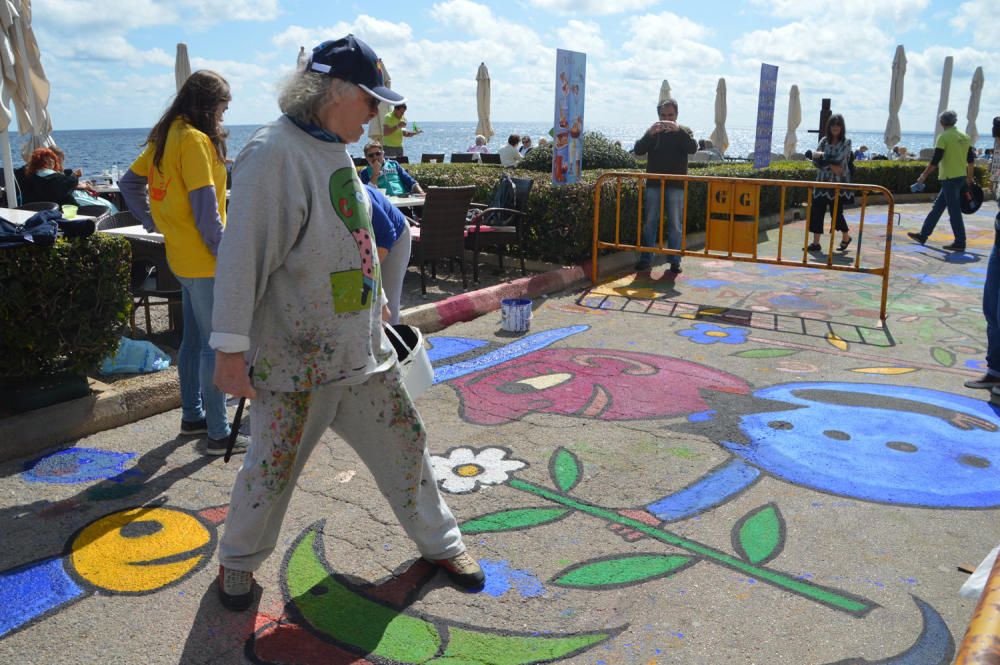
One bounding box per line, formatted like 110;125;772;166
430;447;528;494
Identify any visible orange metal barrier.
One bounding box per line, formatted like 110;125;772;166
591;172;896;321
955;554;1000;663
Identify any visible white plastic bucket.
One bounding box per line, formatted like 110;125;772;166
384;324;433;399
500;298;532;332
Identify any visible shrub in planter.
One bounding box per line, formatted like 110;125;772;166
0;234;132;383
519;131;637;172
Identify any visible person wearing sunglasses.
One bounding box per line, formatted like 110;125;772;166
359;141;424;197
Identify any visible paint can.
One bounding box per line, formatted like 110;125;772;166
500;298;532;333
384;324;434;398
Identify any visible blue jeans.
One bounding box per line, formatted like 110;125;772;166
918;176;966;246
984;213;1000;377
177;276;230;440
640;184;684;267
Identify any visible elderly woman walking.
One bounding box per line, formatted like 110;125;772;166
209;35;484;611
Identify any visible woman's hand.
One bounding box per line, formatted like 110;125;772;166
214;351;256;399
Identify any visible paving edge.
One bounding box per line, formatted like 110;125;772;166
0;369;181;464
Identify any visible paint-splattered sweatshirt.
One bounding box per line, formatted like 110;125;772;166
210;116;393;392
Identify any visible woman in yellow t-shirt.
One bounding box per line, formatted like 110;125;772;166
118;70;248;456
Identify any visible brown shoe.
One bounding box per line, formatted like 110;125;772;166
427;551;485;590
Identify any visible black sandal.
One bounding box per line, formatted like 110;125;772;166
838;237;852;251
807;243;821;251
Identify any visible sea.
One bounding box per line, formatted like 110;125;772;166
18;121;997;181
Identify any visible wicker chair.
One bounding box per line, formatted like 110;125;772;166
421;153;445;163
465;176;533;283
480;153;501;165
450;153;476;163
97;210;141;230
410;186;475;295
128;236;183;336
17;201;58;212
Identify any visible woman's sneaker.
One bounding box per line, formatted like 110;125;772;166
427;551;486;590
218;565;255;611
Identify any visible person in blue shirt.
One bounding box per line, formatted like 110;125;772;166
359;141;424;196
366;184;412;324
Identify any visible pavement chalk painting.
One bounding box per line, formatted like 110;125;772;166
0;506;220;638
2;319;986;663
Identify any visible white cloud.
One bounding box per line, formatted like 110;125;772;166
733;20;889;65
617;12;723;72
748;0;930;29
272;16;415;52
178;0;281;23
554;20;606;57
34;0;177;30
951;0;992;47
526;0;659;15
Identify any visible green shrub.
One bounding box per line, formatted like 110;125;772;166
518;131;637;172
407;160;988;265
0;234;132;378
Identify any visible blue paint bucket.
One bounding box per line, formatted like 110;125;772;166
500;298;532;332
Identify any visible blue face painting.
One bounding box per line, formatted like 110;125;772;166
22;448;136;484
719;382;1000;508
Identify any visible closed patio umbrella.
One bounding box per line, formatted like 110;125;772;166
175;43;191;93
883;45;906;152
709;77;728;155
0;0;53;162
476;62;493;141
933;56;953;141
658;79;671;106
966;66;984;145
783;84;800;158
296;46;307;71
367;59;392;141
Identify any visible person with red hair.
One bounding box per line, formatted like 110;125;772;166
21;147;80;206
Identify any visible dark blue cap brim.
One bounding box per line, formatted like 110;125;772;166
360;83;405;105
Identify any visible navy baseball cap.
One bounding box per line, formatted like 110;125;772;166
306;35;405;105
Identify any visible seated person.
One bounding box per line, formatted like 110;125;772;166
498;134;522;167
359;141;424;196
365;185;412;325
21;147;118;213
519;135;533;155
696;139;723;161
467;135;489;153
854;145;870;161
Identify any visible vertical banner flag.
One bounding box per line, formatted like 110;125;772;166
553;49;586;186
753;63;779;169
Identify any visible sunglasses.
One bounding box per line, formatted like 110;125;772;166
366;150;383;158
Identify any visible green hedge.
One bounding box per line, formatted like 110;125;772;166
0;233;132;378
407;160;987;265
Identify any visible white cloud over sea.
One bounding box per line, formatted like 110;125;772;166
19;0;1000;139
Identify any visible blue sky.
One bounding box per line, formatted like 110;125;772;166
29;0;998;135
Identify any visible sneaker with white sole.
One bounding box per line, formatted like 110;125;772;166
427;551;486;590
180;418;208;436
205;433;250;457
218;565;255;611
964;373;1000;390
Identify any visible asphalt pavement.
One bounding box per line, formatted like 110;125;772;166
0;200;997;664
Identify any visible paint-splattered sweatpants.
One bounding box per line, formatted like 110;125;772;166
218;363;465;571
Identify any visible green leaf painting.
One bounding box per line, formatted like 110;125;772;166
732;349;799;359
461;507;571;534
550;448;582;493
551;554;696;589
732;504;784;565
930;347;955;368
